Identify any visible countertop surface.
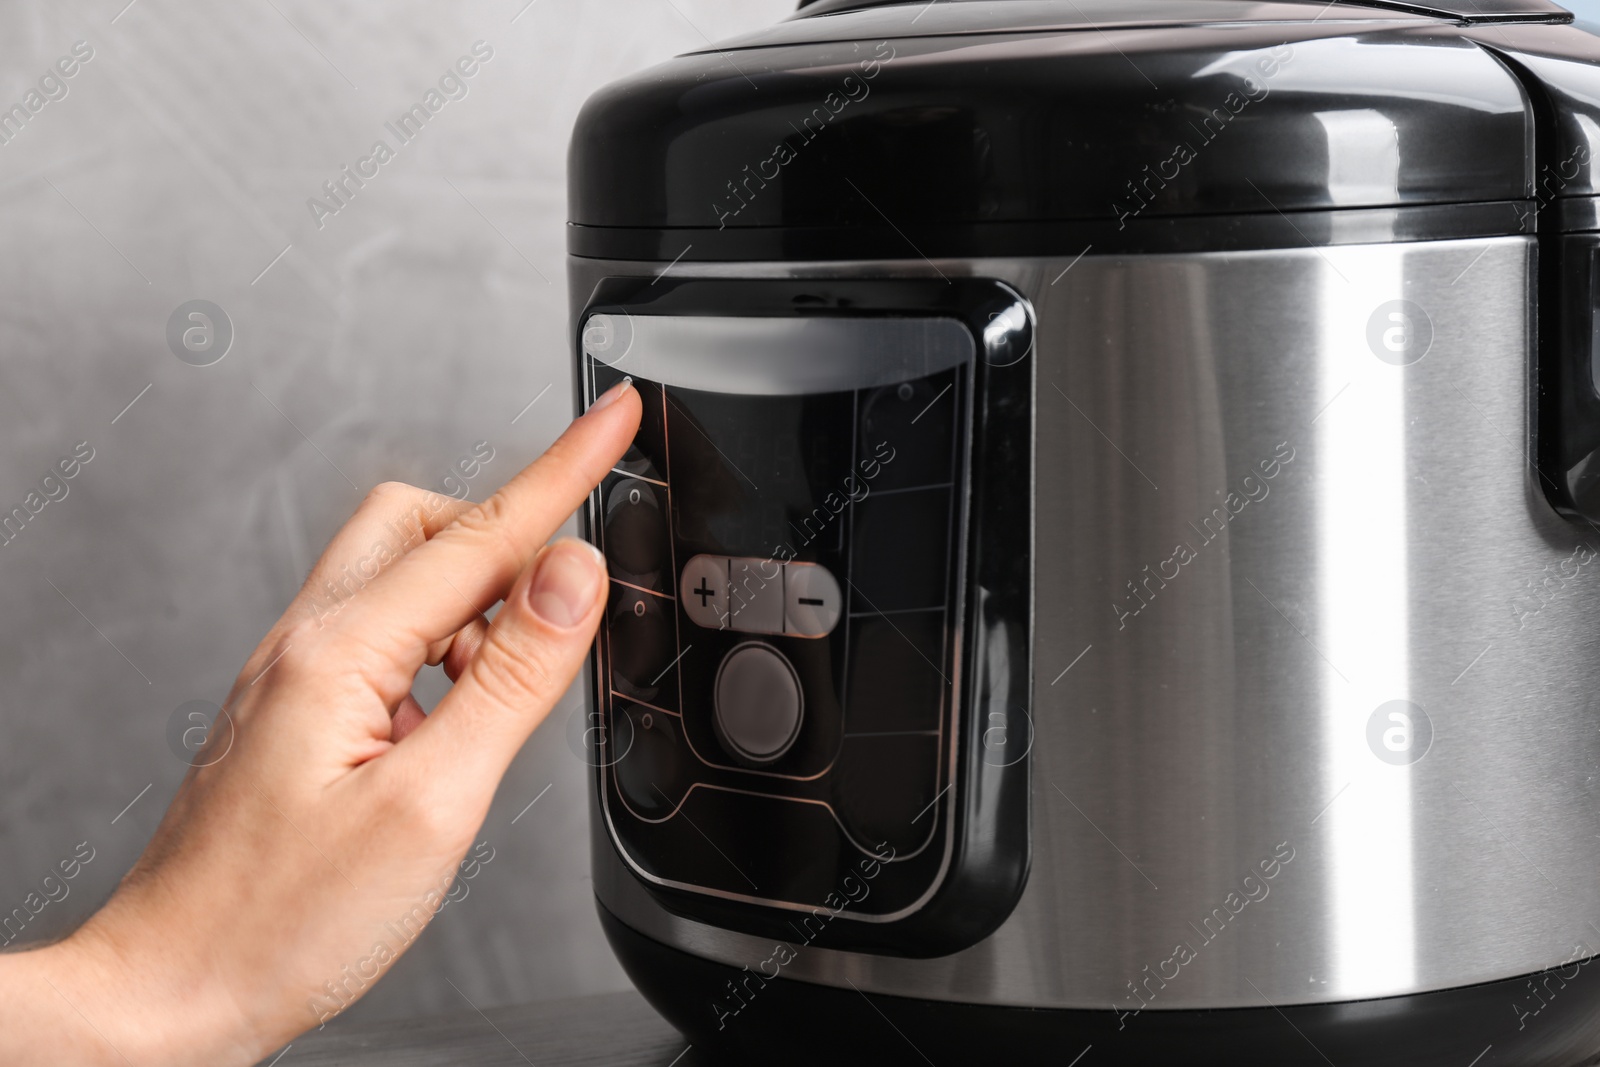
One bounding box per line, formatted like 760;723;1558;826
266;990;702;1067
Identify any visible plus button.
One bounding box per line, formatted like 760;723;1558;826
682;556;733;631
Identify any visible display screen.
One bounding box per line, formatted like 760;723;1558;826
664;385;855;561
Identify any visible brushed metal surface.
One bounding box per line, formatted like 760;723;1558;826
579;237;1600;1009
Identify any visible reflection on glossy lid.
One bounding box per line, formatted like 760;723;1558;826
569;0;1545;233
790;0;1570;24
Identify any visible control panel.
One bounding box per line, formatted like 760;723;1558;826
680;555;843;638
579;277;1034;955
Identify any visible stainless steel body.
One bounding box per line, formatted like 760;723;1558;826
577;234;1600;1009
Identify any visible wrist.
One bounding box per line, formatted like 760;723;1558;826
27;906;261;1067
0;939;119;1065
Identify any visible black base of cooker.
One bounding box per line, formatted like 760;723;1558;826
600;904;1600;1066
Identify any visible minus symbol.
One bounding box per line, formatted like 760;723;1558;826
798;597;824;606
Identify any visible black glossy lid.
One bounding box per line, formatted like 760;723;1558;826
569;0;1585;240
1463;20;1600;231
798;0;1570;18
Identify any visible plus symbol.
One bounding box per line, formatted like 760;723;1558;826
694;578;715;607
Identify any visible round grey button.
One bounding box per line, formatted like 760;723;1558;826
714;642;803;764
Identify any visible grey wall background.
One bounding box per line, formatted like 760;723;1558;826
0;0;790;1029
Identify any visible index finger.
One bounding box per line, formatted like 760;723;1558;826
331;379;638;681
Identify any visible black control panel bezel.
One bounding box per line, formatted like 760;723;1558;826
577;275;1034;957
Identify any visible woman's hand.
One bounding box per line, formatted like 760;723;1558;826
0;379;640;1066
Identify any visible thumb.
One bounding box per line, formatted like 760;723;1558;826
403;537;608;780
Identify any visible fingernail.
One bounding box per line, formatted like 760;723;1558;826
589;377;633;413
528;539;605;628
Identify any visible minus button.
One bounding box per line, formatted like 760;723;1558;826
783;562;843;638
